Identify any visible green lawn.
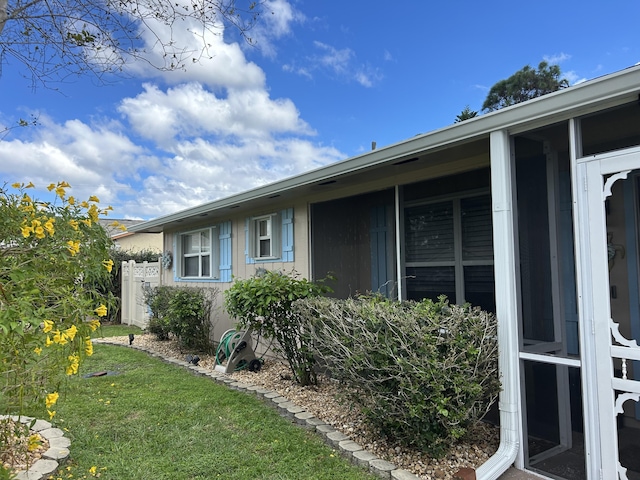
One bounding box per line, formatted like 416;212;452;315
46;344;375;480
91;323;143;339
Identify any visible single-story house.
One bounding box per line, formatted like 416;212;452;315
129;64;640;480
98;219;163;253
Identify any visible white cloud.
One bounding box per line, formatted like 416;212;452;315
287;41;381;87
249;0;305;57
543;53;572;65
0;0;347;219
118;82;314;147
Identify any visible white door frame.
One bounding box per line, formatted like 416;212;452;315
572;115;640;479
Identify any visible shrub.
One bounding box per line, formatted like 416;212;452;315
0;181;113;476
166;287;216;353
224;270;332;386
142;285;174;340
296;295;500;457
143;285;216;352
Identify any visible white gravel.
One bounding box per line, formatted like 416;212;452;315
104;333;499;480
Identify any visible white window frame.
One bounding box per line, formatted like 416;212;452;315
178;226;219;279
249;213;281;261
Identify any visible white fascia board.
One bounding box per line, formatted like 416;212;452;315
130;65;640;234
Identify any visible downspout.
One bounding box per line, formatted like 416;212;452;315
476;130;522;480
394;185;403;301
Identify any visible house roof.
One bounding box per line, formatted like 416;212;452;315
130;65;640;234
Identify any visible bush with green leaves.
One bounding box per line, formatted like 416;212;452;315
224;270;332;386
0;181;114;476
143;285;216;352
296;295;500;457
142;285;175;340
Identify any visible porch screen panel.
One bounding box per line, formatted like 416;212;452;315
461;195;493;261
405;201;454;262
406;266;455;302
464;266;495;313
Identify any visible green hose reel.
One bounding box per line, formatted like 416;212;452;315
213;328;262;373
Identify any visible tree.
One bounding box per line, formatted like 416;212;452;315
454;105;478;123
482;61;569;112
0;0;262;87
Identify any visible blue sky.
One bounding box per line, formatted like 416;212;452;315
1;0;639;220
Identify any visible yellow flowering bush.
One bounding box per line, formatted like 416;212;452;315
1;181;115;472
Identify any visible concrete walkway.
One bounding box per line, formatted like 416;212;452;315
499;467;548;479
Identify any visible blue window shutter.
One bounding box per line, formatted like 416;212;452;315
245;218;255;264
370;206;388;296
281;208;294;262
219;221;232;282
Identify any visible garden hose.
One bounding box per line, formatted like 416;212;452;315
215;329;262;371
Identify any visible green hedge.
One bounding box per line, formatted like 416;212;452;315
143;285;217;353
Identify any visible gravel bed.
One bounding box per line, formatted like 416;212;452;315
103;333;500;480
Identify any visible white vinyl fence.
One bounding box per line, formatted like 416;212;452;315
121;260;161;328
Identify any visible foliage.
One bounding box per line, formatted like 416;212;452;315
454;105;478;123
143;285;174;340
482;61;569;112
297;295;500;458
224;270;332;386
0;181;113;475
143;285;216;352
0;0;264;88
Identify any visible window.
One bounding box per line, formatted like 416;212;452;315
249;214;280;260
182;229;213;277
176;222;232;281
246;208;294;263
404;194;494;312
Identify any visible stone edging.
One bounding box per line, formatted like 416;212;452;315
96;339;421;480
0;415;70;480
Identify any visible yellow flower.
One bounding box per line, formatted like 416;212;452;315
88;195;100;203
47;409;56;419
27;434;41;452
21;225;32;238
88;204;99;222
64;325;78;341
80;219;92;227
55;186;66;198
80;201;89;208
44;219;55;236
34;226;45;239
11;182;22;188
47;183;56;191
89;466;97;475
59;181;71;188
66;240;80;256
45;336;53;347
102;259;114;273
25;182;35;188
45;392;59;408
88;319;101;331
68;196;76;205
66;354;79;375
43;319;54;333
85;338;93;356
69;219;79;230
34;346;42;355
52;330;68;345
94;305;107;317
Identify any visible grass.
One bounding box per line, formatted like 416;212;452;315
92;323;143;338
44;344;376;480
